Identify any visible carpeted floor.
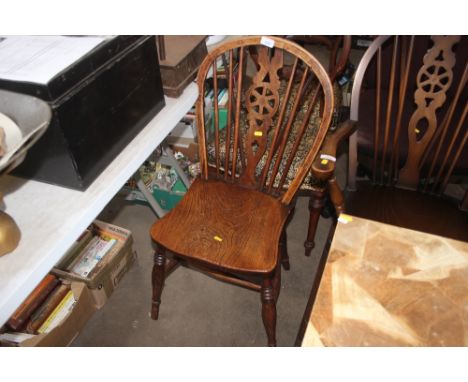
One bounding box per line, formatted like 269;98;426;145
71;196;328;346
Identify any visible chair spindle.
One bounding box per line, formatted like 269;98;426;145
267;64;309;193
425;64;468;192
213;60;220;177
278;79;321;190
381;36;399;185
439;104;468;193
373;47;382;183
231;47;245;180
391;36;414;183
260;57;299;189
224;49;234;180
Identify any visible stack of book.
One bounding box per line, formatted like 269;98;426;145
52;220;135;309
204;87;229;110
0;220;132;346
62;226;117;279
55;222;124;281
0;274;76;345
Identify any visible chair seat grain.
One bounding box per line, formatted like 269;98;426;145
151;179;290;274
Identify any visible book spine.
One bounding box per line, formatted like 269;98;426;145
220;88;227;101
219;90;229;108
25;283;71;334
0;331;36;346
65;235;101;272
69;237;117;278
59;229;93;269
6;274;59;331
92;223;128;243
37;290;76;334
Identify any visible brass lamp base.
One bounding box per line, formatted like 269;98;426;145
0;210;21;256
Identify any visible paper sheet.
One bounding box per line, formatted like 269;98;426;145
0;331;36;343
0;35;109;85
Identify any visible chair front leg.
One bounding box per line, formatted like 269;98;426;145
151;244;166;320
261;277;277;346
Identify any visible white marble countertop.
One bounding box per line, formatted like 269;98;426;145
0;83;198;326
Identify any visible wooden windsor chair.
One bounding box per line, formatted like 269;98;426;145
346;35;468;241
149;36;335;346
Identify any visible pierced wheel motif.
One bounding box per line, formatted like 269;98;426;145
417;62;452;95
245;82;279;121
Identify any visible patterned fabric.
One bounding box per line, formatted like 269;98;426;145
206;80;342;191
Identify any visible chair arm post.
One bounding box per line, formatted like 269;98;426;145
327;176;345;214
310;120;357;214
310;120;357;182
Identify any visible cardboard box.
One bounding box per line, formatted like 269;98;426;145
153;178;186;211
19;282;96;347
170;120;197;139
166;136;199;162
87;246;137;308
52;220;136;309
4;36;165;190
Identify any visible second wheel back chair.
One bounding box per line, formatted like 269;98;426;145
347;35;468;240
149;36;337;346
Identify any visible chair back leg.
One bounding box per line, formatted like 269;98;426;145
279;229;290;270
305;188;326;256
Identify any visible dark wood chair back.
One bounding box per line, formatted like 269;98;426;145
196;36;334;206
348;35;467;206
288;35;351;82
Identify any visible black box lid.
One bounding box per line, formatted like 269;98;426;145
0;35;148;103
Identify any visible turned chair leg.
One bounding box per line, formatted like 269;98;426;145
272;260;282;302
279;206;295;270
304;188;326;256
151;245;166;320
261;277;277;347
279;229;290;270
